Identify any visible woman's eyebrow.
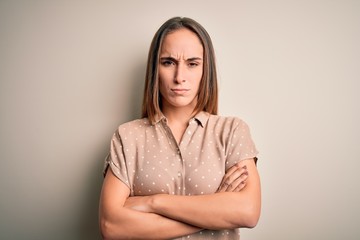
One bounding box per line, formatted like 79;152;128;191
159;57;203;61
186;57;203;61
160;57;177;61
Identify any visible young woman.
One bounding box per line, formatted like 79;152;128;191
99;17;261;240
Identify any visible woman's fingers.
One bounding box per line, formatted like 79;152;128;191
217;163;248;192
225;170;248;192
223;163;247;187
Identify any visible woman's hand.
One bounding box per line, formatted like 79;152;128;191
217;162;249;193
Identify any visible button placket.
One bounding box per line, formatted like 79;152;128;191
176;147;185;195
178;118;198;195
160;120;186;195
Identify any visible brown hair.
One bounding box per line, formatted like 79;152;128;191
141;17;218;122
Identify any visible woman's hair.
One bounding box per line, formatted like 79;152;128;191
141;17;218;122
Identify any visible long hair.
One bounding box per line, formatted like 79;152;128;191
141;17;218;122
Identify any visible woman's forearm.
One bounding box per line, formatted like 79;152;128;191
150;191;259;230
101;207;201;240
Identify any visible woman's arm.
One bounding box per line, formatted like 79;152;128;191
126;158;261;230
99;169;201;240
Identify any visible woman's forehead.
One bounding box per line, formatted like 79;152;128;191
160;28;203;58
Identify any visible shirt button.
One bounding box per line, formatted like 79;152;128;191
177;172;182;177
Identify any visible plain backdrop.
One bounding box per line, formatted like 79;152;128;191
0;0;359;239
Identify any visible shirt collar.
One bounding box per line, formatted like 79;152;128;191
153;113;166;125
152;111;209;128
193;111;209;128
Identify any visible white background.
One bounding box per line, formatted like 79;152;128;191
0;0;359;239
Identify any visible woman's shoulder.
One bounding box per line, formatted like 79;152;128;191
208;113;248;128
116;117;152;133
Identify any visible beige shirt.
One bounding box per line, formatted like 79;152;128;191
104;111;258;239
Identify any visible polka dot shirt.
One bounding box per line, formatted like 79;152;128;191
104;111;258;239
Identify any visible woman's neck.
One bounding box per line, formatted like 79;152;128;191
162;106;195;126
161;105;197;144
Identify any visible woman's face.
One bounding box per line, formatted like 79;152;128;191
158;28;204;111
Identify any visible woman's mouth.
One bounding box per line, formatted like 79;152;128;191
171;88;190;94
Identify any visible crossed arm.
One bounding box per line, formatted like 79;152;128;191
99;158;261;240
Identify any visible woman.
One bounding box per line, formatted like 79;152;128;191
99;17;261;239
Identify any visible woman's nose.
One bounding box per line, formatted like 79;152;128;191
174;64;186;83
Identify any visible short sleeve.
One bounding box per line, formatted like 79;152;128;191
103;130;131;189
225;119;258;170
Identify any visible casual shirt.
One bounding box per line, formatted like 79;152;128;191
104;111;258;239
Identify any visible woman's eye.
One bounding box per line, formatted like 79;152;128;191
189;62;199;67
161;61;174;66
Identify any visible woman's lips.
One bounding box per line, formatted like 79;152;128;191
171;88;189;94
